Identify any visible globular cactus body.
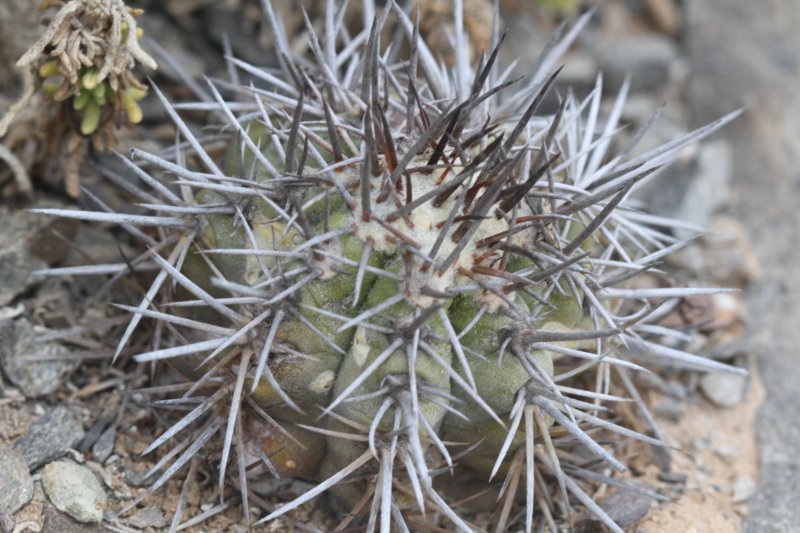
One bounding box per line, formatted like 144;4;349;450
34;2;744;531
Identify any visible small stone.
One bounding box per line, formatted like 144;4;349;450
658;472;688;484
654;397;684;422
575;489;652;531
77;417;113;454
665;380;689;400
672;140;733;239
702;216;760;286
700;371;748;407
0;442;34;514
127;506;168;529
604;490;653;527
14;406;85;470
0;216;43;307
601;34;683;93
558;50;598;93
0;205;77;306
690;436;711;451
651;444;672;473
733;475;757;503
42;460;107;523
628;111;696;217
91;424;116;464
716;442;740;462
0;318;79;398
701;292;744;332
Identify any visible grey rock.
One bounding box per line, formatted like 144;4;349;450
702;215;760;286
700;371;748;408
715;442;741;462
657;471;688;484
653;397;684;422
574;488;652;531
733;475;757;503
0;442;33;514
601;34;683;93
650;443;672;473
0;224;41;308
558;50;599;94
77;417;112;454
671;140;733;238
14;406;85;470
628;113;696;218
77;415;118;464
690;436;711;452
40;503;105;533
91;424;116;464
0;318;79;398
0;205;76;307
499;10;550;81
41;460;107;524
127;506;168;529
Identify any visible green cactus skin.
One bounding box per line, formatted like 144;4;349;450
34;2;745;531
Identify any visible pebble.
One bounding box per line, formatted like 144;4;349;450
0;205;77;306
629;112;696;217
127;506;168;529
0;318;79;398
601;34;683;93
42;460;107;524
700;371;749;407
658;471;689;484
0;211;43;307
77;416;113;454
574;489;652;531
91;424;117;464
0;442;34;515
14;406;85;470
702;215;760;285
733;475;757;503
557;50;599;94
672;140;733;239
715;442;740;462
701;292;744;332
78;416;116;463
654;397;684;422
690;436;711;451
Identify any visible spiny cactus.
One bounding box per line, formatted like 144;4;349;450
35;2;742;531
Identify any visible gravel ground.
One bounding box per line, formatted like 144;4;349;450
686;1;800;531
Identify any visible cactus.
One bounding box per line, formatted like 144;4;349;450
34;2;743;531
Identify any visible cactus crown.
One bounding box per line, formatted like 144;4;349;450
35;2;742;531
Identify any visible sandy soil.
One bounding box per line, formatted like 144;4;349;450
637;369;763;533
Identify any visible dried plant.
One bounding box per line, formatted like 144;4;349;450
0;0;156;196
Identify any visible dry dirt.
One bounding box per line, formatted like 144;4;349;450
638;370;763;533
